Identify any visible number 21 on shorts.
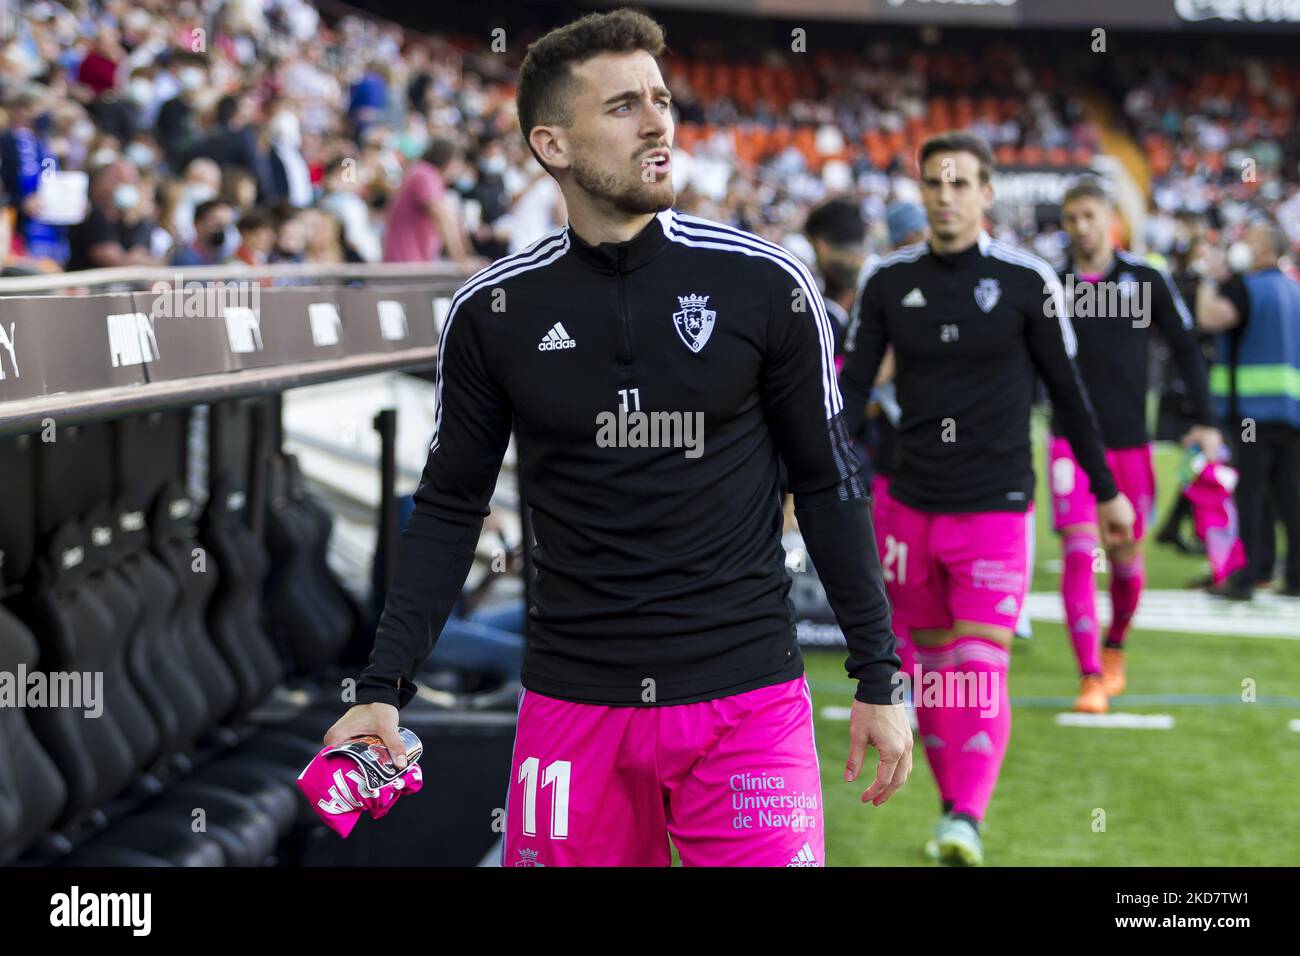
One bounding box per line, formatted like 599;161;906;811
518;757;572;839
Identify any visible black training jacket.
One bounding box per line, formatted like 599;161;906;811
356;210;899;709
1051;250;1216;449
840;232;1118;513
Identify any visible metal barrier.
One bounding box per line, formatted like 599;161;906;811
0;262;473;435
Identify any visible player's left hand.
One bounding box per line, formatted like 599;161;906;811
1097;492;1136;549
846;700;913;806
1182;424;1223;463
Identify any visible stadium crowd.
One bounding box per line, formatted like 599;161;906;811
5;0;1295;283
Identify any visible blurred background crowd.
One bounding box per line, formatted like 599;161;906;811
0;0;1297;284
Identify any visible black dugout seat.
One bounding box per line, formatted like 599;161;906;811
0;603;67;865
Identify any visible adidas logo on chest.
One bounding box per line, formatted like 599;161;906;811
538;322;576;351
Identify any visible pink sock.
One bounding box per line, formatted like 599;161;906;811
1061;531;1101;675
913;638;1012;821
913;644;954;809
1107;554;1145;647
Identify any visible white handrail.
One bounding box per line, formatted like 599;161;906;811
0;260;471;295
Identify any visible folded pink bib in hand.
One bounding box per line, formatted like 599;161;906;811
296;728;425;838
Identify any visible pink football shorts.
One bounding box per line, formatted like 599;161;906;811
871;479;1032;633
502;676;824;867
1049;436;1156;539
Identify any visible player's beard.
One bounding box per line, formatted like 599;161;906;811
572;152;674;215
1075;236;1103;260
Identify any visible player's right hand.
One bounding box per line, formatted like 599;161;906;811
846;700;913;806
323;703;408;769
1096;492;1136;549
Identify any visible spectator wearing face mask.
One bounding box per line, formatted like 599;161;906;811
171;198;235;266
465;137;512;261
170;158;223;245
67;160;159;271
121;133;160;175
265;106;314;208
122;66;161;132
155;52;208;167
269;206;316;286
320;156;383;263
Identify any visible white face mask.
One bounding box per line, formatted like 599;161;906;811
113;183;141;210
269;112;301;148
129;79;153;104
91;148;119;167
1227;240;1254;274
179;68;205;92
71;119;96;142
126;143;153;167
185;183;217;204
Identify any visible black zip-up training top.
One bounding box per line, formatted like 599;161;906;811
1052;250;1215;449
840;232;1117;512
356;209;898;709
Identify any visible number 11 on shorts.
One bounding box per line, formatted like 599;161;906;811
518;757;572;839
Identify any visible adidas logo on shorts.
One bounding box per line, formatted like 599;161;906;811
538;322;577;351
995;595;1018;617
787;842;818;867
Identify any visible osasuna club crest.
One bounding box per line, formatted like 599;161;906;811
673;293;716;353
974;278;1001;313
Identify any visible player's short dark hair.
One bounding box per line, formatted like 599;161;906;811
1062;176;1113;208
918;131;995;184
516;9;667;164
804;197;865;248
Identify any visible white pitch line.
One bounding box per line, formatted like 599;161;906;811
821;706;854;721
1023;590;1300;639
1055;713;1175;729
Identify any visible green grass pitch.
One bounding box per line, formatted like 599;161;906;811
806;426;1300;866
